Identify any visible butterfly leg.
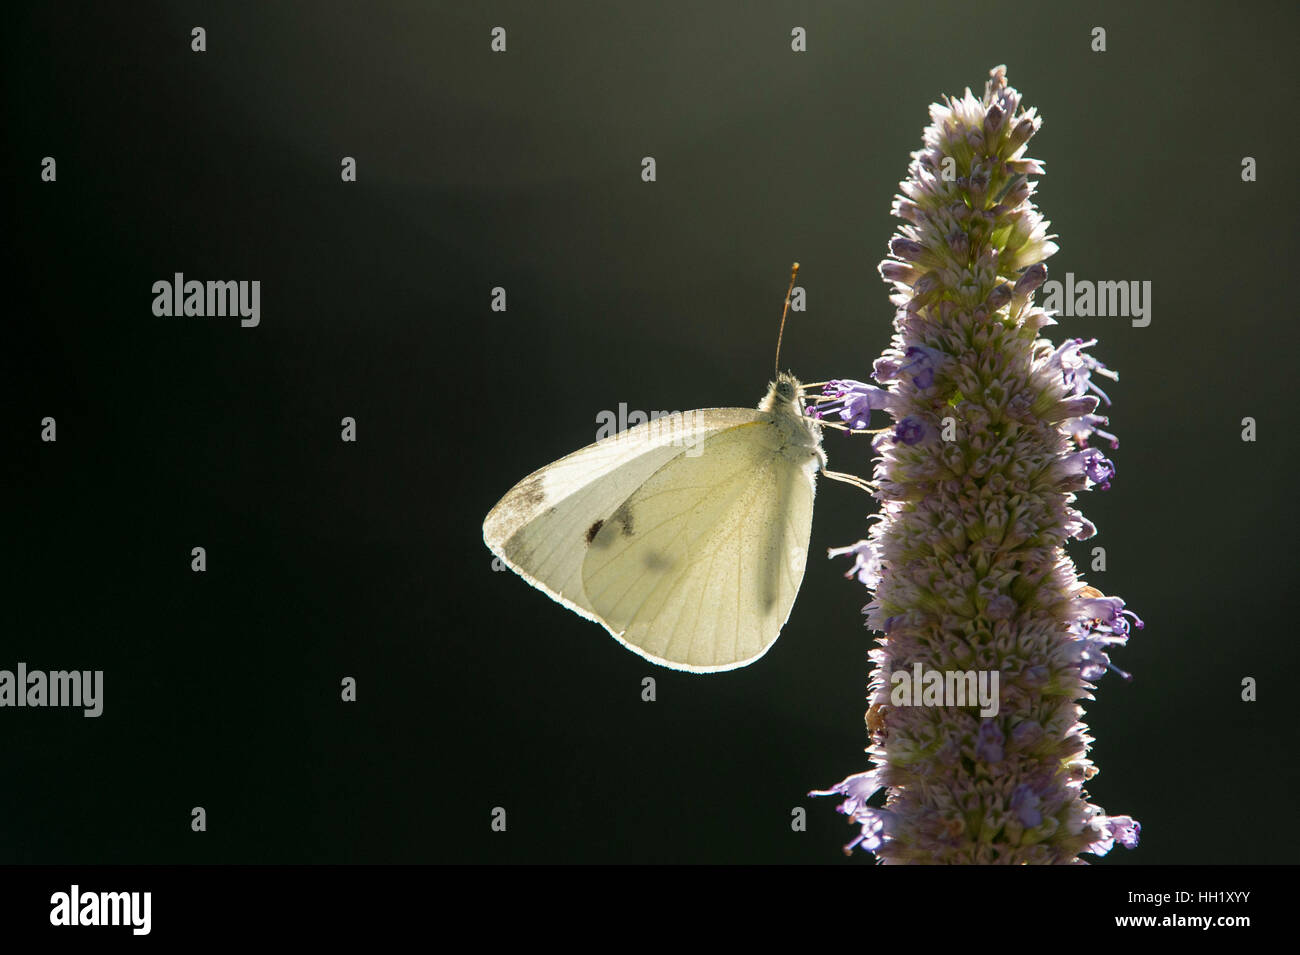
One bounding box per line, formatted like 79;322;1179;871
820;468;876;494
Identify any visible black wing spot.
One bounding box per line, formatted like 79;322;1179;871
585;519;604;544
612;504;635;537
643;551;672;572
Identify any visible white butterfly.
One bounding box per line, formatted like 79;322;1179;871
482;266;869;672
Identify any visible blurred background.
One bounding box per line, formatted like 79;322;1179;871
5;0;1297;863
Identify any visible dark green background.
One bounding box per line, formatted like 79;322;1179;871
5;1;1297;863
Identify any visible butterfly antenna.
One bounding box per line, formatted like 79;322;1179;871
774;262;799;377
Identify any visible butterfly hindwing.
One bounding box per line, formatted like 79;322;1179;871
581;418;816;672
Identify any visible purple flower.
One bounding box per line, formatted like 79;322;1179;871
843;812;889;855
808;770;883;817
1010;784;1043;827
1106;815;1142;850
1064;508;1097;541
1085;815;1142;856
901;346;942;389
827;538;885;589
1013;262;1048;299
808;379;895;430
875;344;944;390
808;772;890;855
976;722;1005;762
1075;594;1145;633
1063;448;1116;490
893;416;925;445
813;67;1139;863
1068;590;1144;682
1063;412;1119;450
1048;338;1118;406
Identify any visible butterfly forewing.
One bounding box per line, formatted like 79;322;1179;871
482;409;762;629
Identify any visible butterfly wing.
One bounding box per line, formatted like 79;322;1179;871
580;418;817;672
483;409;762;631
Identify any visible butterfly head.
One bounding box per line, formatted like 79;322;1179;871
760;372;826;464
761;372;808;415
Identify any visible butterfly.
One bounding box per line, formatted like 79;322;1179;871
482;265;871;672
